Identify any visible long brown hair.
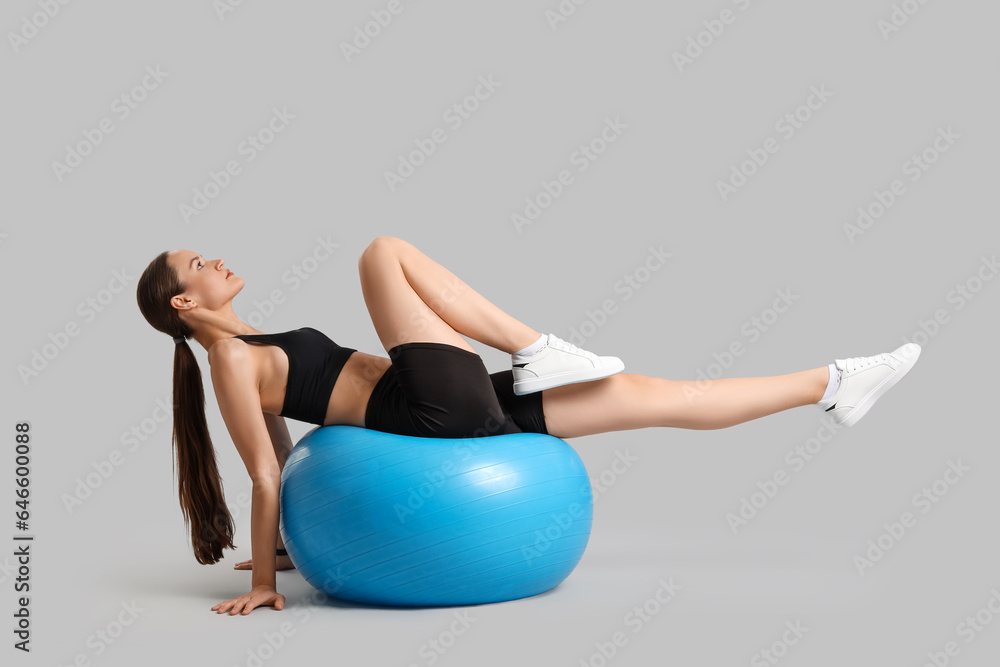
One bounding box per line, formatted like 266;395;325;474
136;251;235;565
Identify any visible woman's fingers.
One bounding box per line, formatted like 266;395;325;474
212;589;283;615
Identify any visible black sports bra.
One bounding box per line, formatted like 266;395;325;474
232;327;357;425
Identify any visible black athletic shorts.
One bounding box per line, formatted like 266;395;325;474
363;341;548;438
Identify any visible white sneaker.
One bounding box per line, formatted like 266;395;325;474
511;333;625;396
817;342;921;427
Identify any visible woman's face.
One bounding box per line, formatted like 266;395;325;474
166;249;244;314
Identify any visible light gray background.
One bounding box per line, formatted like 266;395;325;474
2;1;998;665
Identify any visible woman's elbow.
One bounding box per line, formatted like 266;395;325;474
251;471;281;489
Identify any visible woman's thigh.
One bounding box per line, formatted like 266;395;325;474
358;236;475;354
539;373;663;439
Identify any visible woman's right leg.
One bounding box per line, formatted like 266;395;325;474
358;236;541;354
539;367;830;439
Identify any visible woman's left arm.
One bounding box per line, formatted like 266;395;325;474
232;412;296;571
263;412;294;475
263;412;293;553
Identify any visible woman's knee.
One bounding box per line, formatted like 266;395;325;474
360;236;413;263
358;236;402;268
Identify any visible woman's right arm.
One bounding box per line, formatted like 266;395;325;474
207;340;286;616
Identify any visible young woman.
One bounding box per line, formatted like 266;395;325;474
136;235;921;616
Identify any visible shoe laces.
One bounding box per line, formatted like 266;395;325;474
842;352;888;374
547;336;598;361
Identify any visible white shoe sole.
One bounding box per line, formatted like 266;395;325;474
833;344;921;427
512;357;625;396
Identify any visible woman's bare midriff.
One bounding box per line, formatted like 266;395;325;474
238;342;390;428
322;351;392;427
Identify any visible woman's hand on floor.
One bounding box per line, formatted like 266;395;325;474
234;554;296;571
212;585;285;615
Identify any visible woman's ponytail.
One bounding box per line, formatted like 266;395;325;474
137;251;236;565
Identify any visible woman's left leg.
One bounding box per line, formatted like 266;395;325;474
540;367;829;439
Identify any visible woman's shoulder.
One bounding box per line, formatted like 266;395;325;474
208;336;260;364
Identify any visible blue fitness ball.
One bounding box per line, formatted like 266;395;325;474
278;425;593;607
